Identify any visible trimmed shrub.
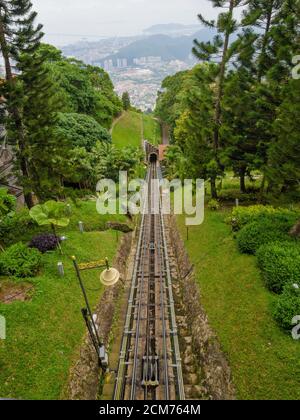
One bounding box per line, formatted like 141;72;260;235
229;205;299;231
257;242;300;293
208;199;220;211
29;233;59;254
273;284;300;330
0;242;41;278
236;220;292;254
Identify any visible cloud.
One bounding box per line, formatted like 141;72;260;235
31;0;216;44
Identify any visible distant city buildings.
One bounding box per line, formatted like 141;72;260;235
133;56;161;65
62;39;195;112
117;58;128;68
103;59;114;71
109;57;190;112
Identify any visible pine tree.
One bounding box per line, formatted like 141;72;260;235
0;0;43;207
222;68;262;193
267;79;300;195
174;63;222;197
192;0;248;197
122;91;131;111
17;49;68;200
243;0;299;193
0;1;67;205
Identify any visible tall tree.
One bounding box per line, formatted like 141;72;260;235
122;91;131;111
173;63;221;197
0;0;43;207
193;0;247;197
243;0;299;193
16;49;68;201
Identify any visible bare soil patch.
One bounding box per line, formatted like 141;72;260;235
0;280;34;304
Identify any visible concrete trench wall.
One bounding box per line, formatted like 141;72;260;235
64;232;133;400
166;215;236;400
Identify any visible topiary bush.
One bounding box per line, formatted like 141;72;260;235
208;199;220;211
257;242;300;293
273;284;300;330
228;205;299;231
236;219;292;254
29;233;60;254
0;242;41;278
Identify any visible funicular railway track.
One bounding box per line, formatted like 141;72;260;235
114;157;185;401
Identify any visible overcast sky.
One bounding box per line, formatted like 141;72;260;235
30;0;218;45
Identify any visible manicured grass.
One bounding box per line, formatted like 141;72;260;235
0;201;126;400
112;111;142;148
177;210;300;400
142;115;161;145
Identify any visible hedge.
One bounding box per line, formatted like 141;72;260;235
236;219;293;254
229;205;299;231
273;284;300;330
257;242;300;293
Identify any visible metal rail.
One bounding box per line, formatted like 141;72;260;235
114;160;185;401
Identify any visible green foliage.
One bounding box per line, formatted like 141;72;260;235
122;92;131;111
208;199;220;211
93;142;144;182
29;201;70;228
229;205;299;231
273;285;300;330
155;1;299;203
0;209;39;247
63;147;95;187
267;79;300;196
55;113;111;151
0;242;41;278
0;188;16;217
236;220;292;255
46;57;121;129
155;70;188;139
257;242;300;293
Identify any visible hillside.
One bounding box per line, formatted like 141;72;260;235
101;29;217;65
112;111;161;148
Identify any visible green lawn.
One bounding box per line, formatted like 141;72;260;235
177;210;300;400
142;115;161;145
112;111;161;148
112;111;142;148
0;201;126;400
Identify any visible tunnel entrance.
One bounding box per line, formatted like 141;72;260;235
149;153;158;163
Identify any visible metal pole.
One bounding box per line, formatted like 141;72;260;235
72;257;103;347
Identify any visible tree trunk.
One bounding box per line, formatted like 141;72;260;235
258;173;266;202
239;168;247;194
0;11;34;208
210;177;218;200
258;3;273;82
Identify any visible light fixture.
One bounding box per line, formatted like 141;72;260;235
100;267;120;287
